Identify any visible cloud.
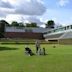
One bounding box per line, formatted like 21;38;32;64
0;0;46;15
0;17;5;20
0;0;14;16
24;16;43;25
14;0;46;15
0;0;13;8
40;24;46;28
58;0;69;7
0;0;46;27
5;14;24;23
0;12;5;17
0;8;7;17
0;8;15;14
5;14;43;26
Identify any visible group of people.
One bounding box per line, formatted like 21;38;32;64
25;40;46;56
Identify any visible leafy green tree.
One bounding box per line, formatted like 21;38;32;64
25;22;38;27
46;20;55;28
0;20;10;26
11;21;19;27
0;20;9;37
30;22;38;27
25;23;31;27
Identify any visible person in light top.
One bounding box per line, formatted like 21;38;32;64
35;40;40;54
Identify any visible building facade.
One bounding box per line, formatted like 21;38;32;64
4;27;48;39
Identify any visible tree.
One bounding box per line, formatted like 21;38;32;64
11;21;19;27
25;22;38;27
0;20;10;26
25;23;31;27
0;20;9;37
46;20;55;28
30;22;38;27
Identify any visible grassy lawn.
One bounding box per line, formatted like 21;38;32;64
0;44;72;72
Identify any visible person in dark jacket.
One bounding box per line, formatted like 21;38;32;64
25;47;33;56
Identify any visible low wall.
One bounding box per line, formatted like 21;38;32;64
59;38;72;44
4;32;44;39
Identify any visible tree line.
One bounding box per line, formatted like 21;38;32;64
0;20;55;28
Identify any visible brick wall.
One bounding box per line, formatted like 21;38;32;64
4;32;44;39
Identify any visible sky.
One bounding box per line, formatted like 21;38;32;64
0;0;72;27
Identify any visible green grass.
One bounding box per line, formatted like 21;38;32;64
0;44;72;72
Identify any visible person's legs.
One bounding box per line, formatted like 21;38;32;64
36;47;39;53
43;48;46;55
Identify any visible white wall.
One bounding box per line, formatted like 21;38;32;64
5;27;49;33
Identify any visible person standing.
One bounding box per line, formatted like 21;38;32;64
35;40;40;54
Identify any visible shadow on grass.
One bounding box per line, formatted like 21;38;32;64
0;47;18;51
